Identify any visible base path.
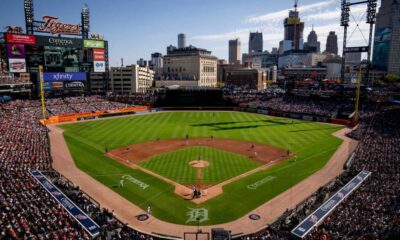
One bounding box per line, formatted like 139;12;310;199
48;124;357;239
106;138;290;204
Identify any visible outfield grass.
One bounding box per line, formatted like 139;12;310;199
61;111;343;225
138;146;262;185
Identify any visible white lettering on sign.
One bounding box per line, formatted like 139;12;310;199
247;176;276;190
121;175;149;190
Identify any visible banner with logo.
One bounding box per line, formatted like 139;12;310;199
7;44;26;59
291;170;371;239
42;72;86;82
84;40;104;49
36;35;83;48
93;49;105;61
29;170;100;237
94;61;105;72
9;59;27;73
5;33;36;45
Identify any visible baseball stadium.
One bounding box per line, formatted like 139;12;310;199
1;0;399;240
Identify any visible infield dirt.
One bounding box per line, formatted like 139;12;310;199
106;138;291;203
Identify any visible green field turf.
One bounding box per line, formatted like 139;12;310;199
61;111;343;226
138;146;262;185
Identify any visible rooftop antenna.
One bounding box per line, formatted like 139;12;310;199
294;0;299;12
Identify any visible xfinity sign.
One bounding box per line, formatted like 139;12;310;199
42;72;86;82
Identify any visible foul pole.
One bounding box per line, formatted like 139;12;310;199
39;65;46;120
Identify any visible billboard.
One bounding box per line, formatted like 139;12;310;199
5;33;36;45
93;61;106;72
36;35;83;48
84;40;104;48
9;59;27;73
26;46;44;70
42;72;86;82
7;44;26;59
44;46;81;72
372;27;391;71
93;49;105;61
38;16;81;35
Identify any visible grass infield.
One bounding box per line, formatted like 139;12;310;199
61;111;343;225
138;146;262;185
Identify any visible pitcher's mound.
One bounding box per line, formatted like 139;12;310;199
189;160;209;168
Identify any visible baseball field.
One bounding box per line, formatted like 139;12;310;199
61;111;343;225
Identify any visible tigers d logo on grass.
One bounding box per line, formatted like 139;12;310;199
186;208;209;223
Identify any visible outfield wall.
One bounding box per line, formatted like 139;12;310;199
41;106;151;125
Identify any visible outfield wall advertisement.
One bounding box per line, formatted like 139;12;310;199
30;170;100;237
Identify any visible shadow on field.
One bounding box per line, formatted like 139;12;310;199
289;126;339;132
190;119;302;131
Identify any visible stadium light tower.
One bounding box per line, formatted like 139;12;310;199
24;0;34;34
81;4;90;39
340;0;350;83
340;0;377;84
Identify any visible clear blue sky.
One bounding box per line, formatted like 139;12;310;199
0;0;373;66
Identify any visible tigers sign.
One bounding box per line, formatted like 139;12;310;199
38;16;81;35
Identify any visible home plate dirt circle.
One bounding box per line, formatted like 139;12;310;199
189;160;209;168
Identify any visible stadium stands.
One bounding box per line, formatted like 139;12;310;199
1;93;399;239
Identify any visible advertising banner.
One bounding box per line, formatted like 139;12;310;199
29;170;100;237
93;49;105;61
36;35;83;48
5;33;36;45
9;59;27;73
372;27;392;71
93;61;106;72
7;44;26;59
64;81;85;90
291;170;371;239
84;40;104;49
42;72;87;82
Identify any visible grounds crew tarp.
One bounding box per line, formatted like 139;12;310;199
30;170;100;237
291;170;371;239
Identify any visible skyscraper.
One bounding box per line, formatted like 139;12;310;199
325;31;338;55
304;27;320;53
178;33;186;49
249;32;263;53
373;0;400;74
229;38;241;64
283;9;304;50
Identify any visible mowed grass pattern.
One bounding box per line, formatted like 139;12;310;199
138;146;262;185
61;111;343;225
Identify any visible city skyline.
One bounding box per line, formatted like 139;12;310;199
0;0;378;66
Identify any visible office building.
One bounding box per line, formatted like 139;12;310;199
110;65;154;94
178;33;186;49
249;32;263;53
150;52;163;70
162;46;218;87
229;38;241;64
304;27;320;53
283;9;304;51
325;31;338;55
137;58;148;67
373;0;400;74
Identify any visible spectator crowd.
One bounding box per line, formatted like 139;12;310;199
0;96;160;239
1;93;399;239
